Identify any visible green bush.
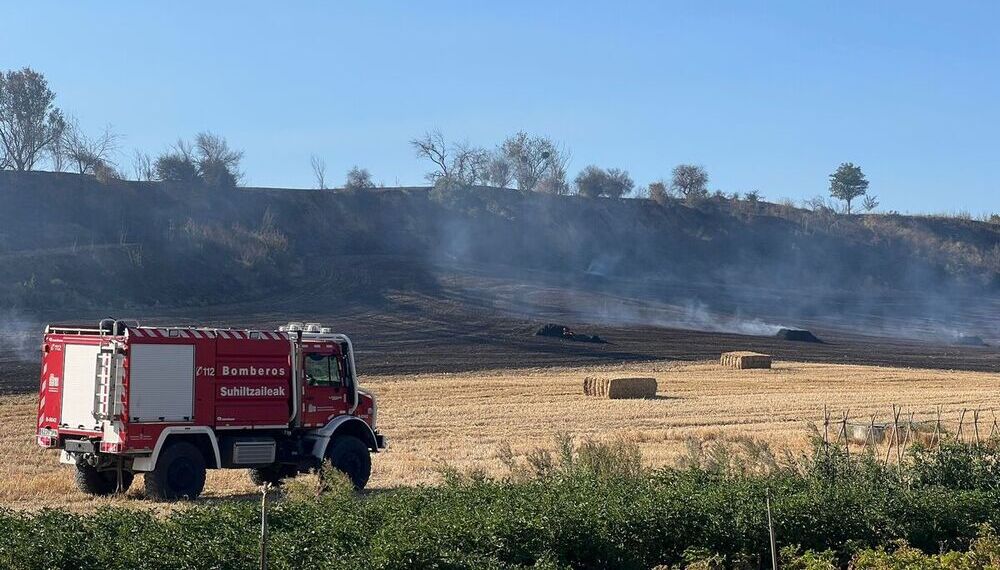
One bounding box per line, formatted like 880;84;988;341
3;440;1000;569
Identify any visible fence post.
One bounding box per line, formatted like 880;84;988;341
766;488;778;570
260;483;271;570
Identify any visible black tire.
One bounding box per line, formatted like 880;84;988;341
248;465;287;487
74;463;134;496
145;441;207;501
326;435;372;490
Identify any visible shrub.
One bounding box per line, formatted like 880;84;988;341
574;165;634;198
154;152;199;183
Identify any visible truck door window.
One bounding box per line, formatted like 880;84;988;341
305;354;333;386
305;354;346;387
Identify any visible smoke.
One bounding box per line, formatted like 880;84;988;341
0;309;41;362
670;300;786;336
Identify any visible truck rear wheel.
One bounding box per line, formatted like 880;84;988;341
145;441;207;501
74;463;133;496
326;435;371;490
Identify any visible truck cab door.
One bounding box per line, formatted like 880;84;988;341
300;349;352;428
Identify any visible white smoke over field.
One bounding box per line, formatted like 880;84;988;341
669;300;786;337
0;310;41;362
555;290;789;338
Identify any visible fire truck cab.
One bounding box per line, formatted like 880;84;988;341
36;320;385;500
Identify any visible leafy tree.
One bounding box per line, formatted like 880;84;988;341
344;166;375;190
828;162;869;214
670;164;709;201
574;165;606;198
0;67;65;171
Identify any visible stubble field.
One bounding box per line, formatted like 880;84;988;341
2;359;998;510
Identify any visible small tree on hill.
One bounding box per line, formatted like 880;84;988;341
310;155;327;189
670;164;709;201
0;67;65;171
575;165;606;198
604;168;634;199
60;118;120;175
828;162;869;214
195;132;243;188
862;194;879;212
344;166;375;190
155;140;199;183
574;166;634;198
499;131;569;193
648;181;669;204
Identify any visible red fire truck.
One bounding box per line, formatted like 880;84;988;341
36;319;385;500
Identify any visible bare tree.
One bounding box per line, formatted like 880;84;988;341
486;154;513;188
344;166;375;190
131;149;155;181
862;193;880;212
450;142;491;186
310;155;327;189
499;131;569;192
411;130;449;181
0;67;66;171
61;118;120;175
670;164;709;201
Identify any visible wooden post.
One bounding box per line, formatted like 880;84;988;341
823;405;830;454
974;409;981;446
766;488;778;570
260;483;271;570
842;411;851;462
934;406;942;447
885;405;897;465
958;409;967;442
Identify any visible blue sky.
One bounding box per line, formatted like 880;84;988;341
2;1;997;214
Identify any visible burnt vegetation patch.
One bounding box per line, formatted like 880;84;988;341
535;323;607;343
775;328;823;343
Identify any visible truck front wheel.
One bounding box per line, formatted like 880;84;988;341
326;435;371;490
74;463;133;496
145;441;207;500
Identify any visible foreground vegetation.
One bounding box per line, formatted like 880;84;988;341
4;436;1000;569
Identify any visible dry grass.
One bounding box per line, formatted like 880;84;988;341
2;360;999;510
